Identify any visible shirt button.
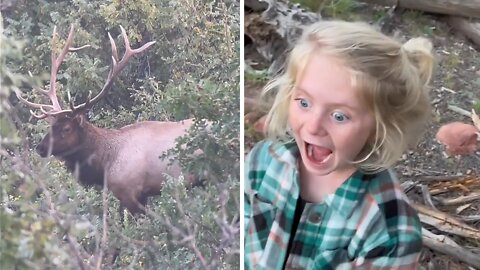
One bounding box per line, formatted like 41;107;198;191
308;213;322;224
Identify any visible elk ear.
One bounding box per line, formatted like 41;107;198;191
74;113;87;127
46;115;56;124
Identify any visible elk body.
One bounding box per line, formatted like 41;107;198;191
17;26;195;214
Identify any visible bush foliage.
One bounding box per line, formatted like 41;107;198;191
1;0;239;269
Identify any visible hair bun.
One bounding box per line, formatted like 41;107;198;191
402;38;435;87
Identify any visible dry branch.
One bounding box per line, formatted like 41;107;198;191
427;175;480;195
245;0;320;75
455;203;471;214
448;104;472;118
436;192;480;206
458;215;480;222
422;228;459;247
472;109;480;131
358;0;480;19
413;203;480;240
420;175;463;182
447;16;480;48
420;184;437;209
422;228;480;268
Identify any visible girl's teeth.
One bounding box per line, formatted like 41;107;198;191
306;143;332;163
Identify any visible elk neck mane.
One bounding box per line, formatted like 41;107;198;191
61;121;120;187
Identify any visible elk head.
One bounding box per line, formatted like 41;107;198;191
16;25;155;157
35;110;88;157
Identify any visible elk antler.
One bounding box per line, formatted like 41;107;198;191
71;26;156;111
16;25;155;118
15;25;90;119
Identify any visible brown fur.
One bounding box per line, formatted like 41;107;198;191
37;112;194;213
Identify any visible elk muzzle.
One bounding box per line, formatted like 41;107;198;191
35;135;51;157
36;143;49;157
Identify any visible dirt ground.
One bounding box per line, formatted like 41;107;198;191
244;3;480;269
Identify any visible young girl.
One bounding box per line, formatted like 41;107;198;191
244;20;434;269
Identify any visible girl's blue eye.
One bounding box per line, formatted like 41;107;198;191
298;99;310;108
332;111;349;122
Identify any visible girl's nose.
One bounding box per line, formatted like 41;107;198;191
305;114;328;136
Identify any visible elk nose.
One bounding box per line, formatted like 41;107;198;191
35;144;48;157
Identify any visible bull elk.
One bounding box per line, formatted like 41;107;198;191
16;25;196;214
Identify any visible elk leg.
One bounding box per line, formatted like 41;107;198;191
122;200;142;215
113;188;144;215
138;195;148;209
120;195;148;215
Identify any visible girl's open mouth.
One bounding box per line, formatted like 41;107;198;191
306;143;332;164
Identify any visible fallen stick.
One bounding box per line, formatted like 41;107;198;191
401;180;417;194
422;228;480;268
457;215;480;222
435;192;480;206
447;104;472;118
413;203;480;240
358;0;480;19
447;16;480;48
420;184;437;209
472;109;480;131
455;203;471;215
420;175;463;182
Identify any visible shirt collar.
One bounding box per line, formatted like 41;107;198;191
268;140;299;166
269;140;371;219
325;170;371;218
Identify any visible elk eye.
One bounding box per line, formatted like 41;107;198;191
62;126;71;133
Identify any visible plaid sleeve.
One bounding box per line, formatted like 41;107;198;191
244;141;270;233
356;198;422;269
244;149;253;230
355;170;422;269
315;201;422;270
245;141;293;270
336;194;422;269
314;171;423;270
354;211;421;269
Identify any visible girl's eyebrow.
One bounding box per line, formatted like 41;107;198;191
292;86;313;98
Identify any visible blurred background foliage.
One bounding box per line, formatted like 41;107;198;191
0;0;239;269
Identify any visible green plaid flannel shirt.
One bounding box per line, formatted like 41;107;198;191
244;140;422;270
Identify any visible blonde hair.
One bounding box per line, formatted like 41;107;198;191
263;20;434;172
